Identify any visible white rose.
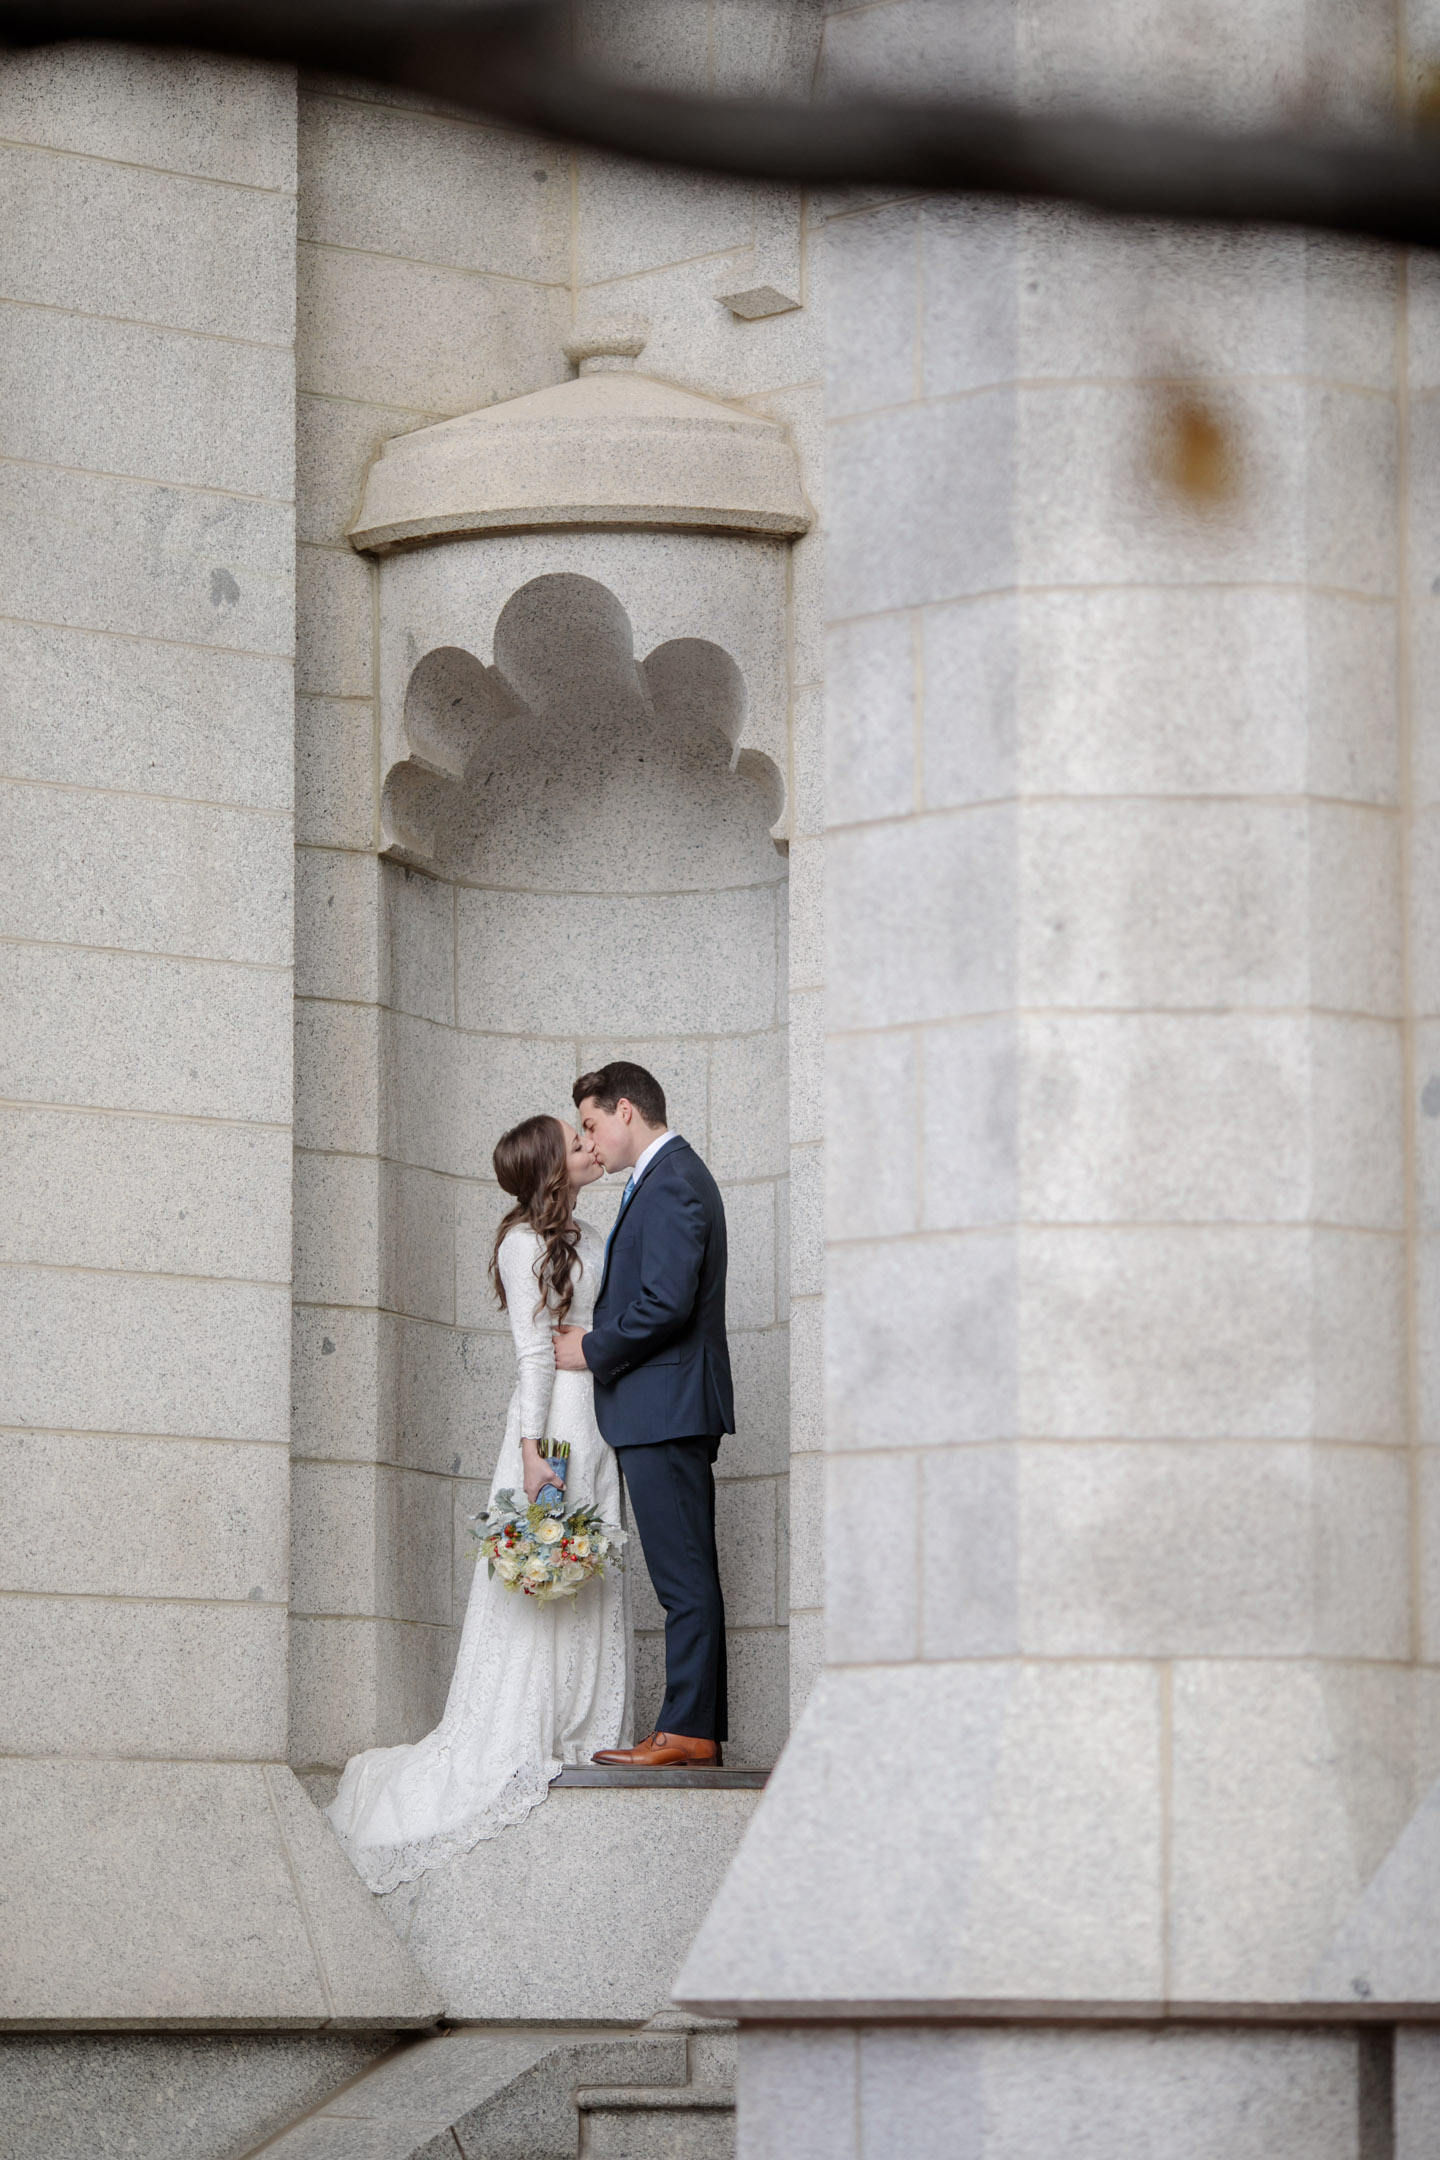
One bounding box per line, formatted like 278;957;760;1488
534;1516;564;1545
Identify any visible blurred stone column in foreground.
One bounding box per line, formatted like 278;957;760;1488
679;0;1440;2150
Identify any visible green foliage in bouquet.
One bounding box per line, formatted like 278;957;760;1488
468;1489;626;1604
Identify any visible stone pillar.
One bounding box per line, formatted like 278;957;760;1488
0;44;435;2034
680;0;1440;2148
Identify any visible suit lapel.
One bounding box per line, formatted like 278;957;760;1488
596;1139;689;1306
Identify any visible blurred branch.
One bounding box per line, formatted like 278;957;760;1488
3;0;1440;248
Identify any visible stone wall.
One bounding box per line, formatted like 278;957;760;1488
681;0;1440;2149
739;2025;1395;2160
0;2035;391;2160
0;30;436;2109
0;32;296;1828
40;1;1440;2149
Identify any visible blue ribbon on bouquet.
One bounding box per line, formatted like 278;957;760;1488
538;1440;570;1507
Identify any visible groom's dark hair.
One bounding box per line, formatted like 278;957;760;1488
573;1061;667;1129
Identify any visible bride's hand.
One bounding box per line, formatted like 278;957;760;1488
553;1325;590;1372
522;1438;564;1506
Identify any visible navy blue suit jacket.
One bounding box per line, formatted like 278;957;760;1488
583;1137;734;1448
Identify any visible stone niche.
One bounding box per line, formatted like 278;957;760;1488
342;334;809;1771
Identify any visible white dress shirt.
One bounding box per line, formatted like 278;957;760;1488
630;1128;679;1189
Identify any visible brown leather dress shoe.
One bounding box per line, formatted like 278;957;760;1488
592;1730;723;1768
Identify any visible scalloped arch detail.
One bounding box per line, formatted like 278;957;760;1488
380;572;787;875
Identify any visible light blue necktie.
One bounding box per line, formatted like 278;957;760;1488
605;1173;636;1252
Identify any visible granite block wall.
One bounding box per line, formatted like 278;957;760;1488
14;1;1440;2153
738;2025;1389;2160
804;3;1431;2017
0;30;438;2081
0;24;295;1894
680;0;1440;2146
0;2033;390;2160
0;50;298;1661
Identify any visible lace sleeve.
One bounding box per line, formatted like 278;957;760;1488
497;1230;555;1439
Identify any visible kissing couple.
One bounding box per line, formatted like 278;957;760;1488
327;1060;733;1893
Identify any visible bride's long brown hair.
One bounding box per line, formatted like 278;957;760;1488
489;1114;580;1325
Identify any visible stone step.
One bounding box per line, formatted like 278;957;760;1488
242;2029;689;2159
243;2014;738;2159
578;2084;735;2160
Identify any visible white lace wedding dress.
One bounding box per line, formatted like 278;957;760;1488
326;1219;631;1893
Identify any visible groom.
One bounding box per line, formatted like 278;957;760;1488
553;1060;732;1768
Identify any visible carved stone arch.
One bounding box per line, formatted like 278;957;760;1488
492;571;646;722
379;573;786;877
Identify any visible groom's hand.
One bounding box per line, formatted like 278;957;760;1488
553;1326;590;1372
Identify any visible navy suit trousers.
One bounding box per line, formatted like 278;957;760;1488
616;1437;728;1744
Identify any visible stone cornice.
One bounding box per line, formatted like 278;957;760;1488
349;369;812;557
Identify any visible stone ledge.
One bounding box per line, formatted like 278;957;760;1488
577;2084;735;2107
664;1996;1440;2025
0;1759;442;2030
377;1785;760;2023
552;1766;769;1790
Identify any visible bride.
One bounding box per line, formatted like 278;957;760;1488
327;1113;632;1893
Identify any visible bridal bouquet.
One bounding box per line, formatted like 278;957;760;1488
469;1489;625;1604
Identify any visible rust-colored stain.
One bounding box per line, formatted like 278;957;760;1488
1151;389;1237;508
1411;62;1440;131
